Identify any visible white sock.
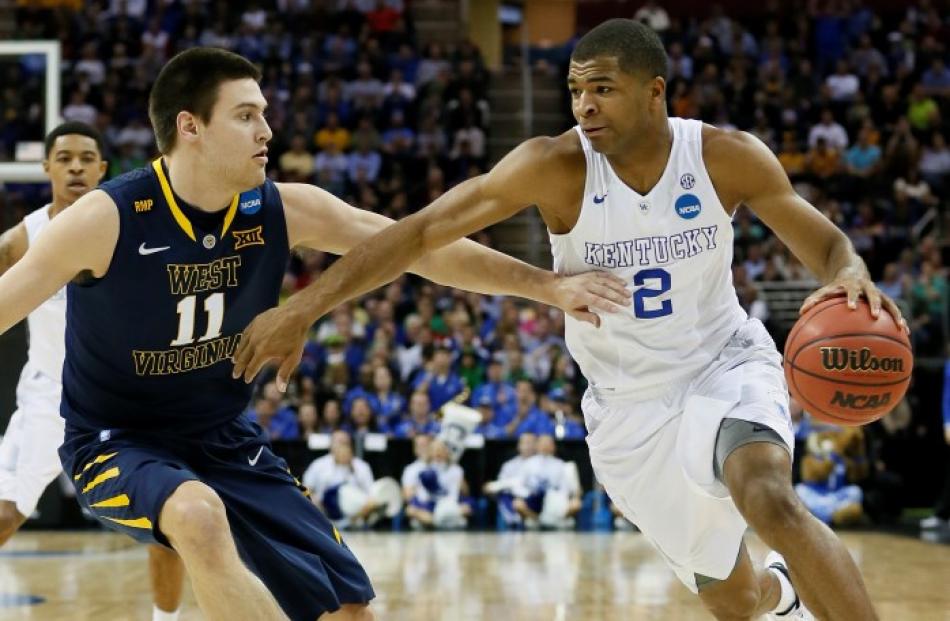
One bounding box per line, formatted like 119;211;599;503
153;605;180;621
768;566;797;614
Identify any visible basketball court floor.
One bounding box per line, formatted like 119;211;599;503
2;530;948;620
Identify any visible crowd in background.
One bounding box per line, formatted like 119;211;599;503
1;0;949;523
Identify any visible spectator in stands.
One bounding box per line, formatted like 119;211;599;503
381;110;415;157
317;398;346;434
473;394;507;439
349;397;380;436
366;366;405;430
405;439;470;529
919;131;950;193
347;135;382;185
278;133;315;183
825;59;860;104
505;380;549;437
298;401;319;436
314;141;349;197
808;108;849;151
542;387;586;439
777;132;807;181
315;112;351;153
392;391;439;438
412;343;464;410
484;433;537;527
248;383;300;440
795;428;867;527
907;83;942;133
470;360;517;424
512;435;581;529
302;431;383;528
401;434;432;501
806;136;842;185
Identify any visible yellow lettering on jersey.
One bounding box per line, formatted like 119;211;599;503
166;256;242;295
132;333;242;376
232;226;265;250
134;199;154;213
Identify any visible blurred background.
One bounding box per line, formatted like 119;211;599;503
0;0;948;538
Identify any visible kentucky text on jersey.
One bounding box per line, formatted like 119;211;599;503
583;225;719;268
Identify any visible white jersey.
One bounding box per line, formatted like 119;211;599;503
23;205;67;382
550;118;746;403
302;454;374;501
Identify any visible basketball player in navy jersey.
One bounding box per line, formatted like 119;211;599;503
236;20;907;621
0;48;629;621
0;122;187;621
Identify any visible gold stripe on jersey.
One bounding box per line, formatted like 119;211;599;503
104;516;153;530
82;467;120;494
74;452;119;480
151;159;241;242
90;494;131;508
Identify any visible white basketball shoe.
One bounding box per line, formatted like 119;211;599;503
765;551;815;620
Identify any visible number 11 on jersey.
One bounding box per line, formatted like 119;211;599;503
171;292;225;346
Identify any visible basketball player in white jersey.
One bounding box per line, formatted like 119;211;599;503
236;20;907;620
0;122;187;621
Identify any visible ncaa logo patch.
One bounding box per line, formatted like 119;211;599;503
680;173;695;189
675;193;702;219
238;189;262;215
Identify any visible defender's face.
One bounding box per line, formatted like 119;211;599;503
44;134;107;205
568;56;659;155
202;78;272;189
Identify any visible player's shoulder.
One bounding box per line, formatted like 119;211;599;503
701;124;785;194
701;124;769;162
491;130;585;196
512;130;586;170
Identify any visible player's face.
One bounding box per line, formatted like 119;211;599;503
568;56;664;155
202;78;272;190
43;134;107;205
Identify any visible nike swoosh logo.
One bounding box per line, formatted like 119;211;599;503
248;446;264;466
593;193;607;204
138;243;171;255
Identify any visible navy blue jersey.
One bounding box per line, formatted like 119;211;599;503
62;160;289;434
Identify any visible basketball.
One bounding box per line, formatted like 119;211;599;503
784;296;913;426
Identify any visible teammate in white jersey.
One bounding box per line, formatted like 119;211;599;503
236;19;906;621
0;122;187;621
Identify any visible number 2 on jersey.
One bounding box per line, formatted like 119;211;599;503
633;268;672;318
170;292;225;346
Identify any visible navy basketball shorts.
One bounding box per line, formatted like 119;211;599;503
58;413;375;620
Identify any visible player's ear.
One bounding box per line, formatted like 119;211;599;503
177;111;200;144
97;159;108;180
42;159;50;173
649;76;666;107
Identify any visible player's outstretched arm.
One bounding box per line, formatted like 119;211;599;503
0;190;117;335
0;222;28;277
280;182;629;312
705;128;907;332
234;137;623;389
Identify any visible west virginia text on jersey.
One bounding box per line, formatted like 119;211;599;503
62;161;289;434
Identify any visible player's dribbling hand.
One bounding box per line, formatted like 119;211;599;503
232;304;311;392
800;275;909;335
553;271;631;328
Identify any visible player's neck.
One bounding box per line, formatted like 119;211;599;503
163;155;237;213
605;119;673;194
48;197;71;218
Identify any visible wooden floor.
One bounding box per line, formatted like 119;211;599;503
1;530;948;620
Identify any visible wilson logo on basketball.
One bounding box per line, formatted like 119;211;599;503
830;391;891;410
819;347;904;373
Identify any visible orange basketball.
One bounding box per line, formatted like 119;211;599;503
783;296;913;426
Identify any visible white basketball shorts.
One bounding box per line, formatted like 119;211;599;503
0;364;66;516
583;318;795;593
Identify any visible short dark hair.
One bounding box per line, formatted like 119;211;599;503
148;47;262;154
44;121;104;157
571;19;669;81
